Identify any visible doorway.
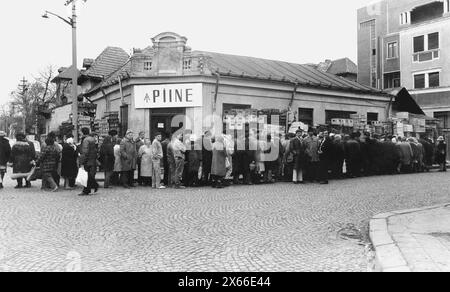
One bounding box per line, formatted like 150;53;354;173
150;108;186;140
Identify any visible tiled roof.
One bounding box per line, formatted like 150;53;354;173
196;51;380;94
326;58;358;76
82;47;130;79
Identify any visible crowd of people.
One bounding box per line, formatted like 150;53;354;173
0;127;447;195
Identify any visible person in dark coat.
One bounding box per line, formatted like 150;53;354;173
185;135;202;187
120;130;138;188
419;137;434;171
287;130;307;184
211;135;227;188
9;133;35;189
37;137;60;192
135;131;145;186
79;128;99;196
436;136;447;172
161;133;171;187
331;134;345;179
380;138;400;175
233;132;254;185
318;132;333;184
99;135;115;189
61;136;79;189
0;131;11;189
201;131;213;186
344;133;362;178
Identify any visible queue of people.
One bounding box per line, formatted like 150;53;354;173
0;127;447;194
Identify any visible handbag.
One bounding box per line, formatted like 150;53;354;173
76;167;88;187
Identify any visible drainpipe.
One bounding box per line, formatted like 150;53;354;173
213;72;221;114
118;75;125;105
288;82;299;111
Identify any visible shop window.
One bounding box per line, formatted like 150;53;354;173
367;113;379;124
144;61;152;71
429;72;440;87
387;42;398;59
434;112;450;129
298;108;314;126
325;110;357;125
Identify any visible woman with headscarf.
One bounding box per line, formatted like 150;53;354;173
436;136;447;172
99;135;115;189
9;133;35;189
61;136;79;189
37;136;60;192
138;138;153;187
211;135;227;188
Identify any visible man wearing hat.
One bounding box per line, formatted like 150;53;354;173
436;136;447;172
0;131;11;188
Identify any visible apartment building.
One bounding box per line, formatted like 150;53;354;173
358;0;450;131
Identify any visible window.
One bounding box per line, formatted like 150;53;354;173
367;113;379;124
325;110;357;125
384;72;401;89
447;0;450;13
414;74;426;89
120;105;129;137
387;42;398;59
144;61;152;71
414;36;425;53
428;32;439;50
400;12;410;25
298;108;314;126
183;59;192;70
434;112;450;129
429;72;440;87
414;71;440;89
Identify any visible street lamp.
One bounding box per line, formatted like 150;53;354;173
42;0;87;143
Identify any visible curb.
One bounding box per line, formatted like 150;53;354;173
369;203;450;272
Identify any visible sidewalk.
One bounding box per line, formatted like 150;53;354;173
370;203;450;272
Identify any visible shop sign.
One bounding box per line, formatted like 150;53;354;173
134;84;203;109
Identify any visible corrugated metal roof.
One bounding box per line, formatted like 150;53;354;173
197;51;380;94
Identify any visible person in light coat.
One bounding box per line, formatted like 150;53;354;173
152;133;165;189
113;138;122;185
138;138;153;186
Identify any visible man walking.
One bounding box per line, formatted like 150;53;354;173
152;132;166;189
79;128;99;196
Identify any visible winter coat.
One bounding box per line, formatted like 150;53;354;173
211;140;227;177
318;137;333;162
344;139;362;163
38;144;60;173
304;136;320;162
61;143;79;178
152;139;163;161
120;138;137;171
79;136;98;167
172;139;186;160
138;145;153;177
10;141;34;174
288;137;307;170
113;145;122;172
99;142;115;172
397;142;413;165
0;137;11;166
186;141;202;173
436;142;447;164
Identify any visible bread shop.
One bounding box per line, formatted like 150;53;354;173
63;32;393;140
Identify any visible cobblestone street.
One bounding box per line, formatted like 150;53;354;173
0;171;449;272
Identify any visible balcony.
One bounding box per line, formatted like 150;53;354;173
413;49;440;63
411;1;445;25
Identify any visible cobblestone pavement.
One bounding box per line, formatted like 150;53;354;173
0;171;449;272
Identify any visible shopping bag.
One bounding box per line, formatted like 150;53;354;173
76;167;88;187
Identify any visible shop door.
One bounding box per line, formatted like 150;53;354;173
150;108;186;140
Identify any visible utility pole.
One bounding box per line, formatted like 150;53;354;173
43;0;87;142
18;77;28;133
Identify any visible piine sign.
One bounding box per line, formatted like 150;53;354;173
134;84;203;109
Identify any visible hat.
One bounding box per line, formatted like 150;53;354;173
189;134;198;142
126;130;133;136
0;131;6;137
438;136;444;141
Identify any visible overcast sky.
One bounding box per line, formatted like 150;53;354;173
0;0;376;105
